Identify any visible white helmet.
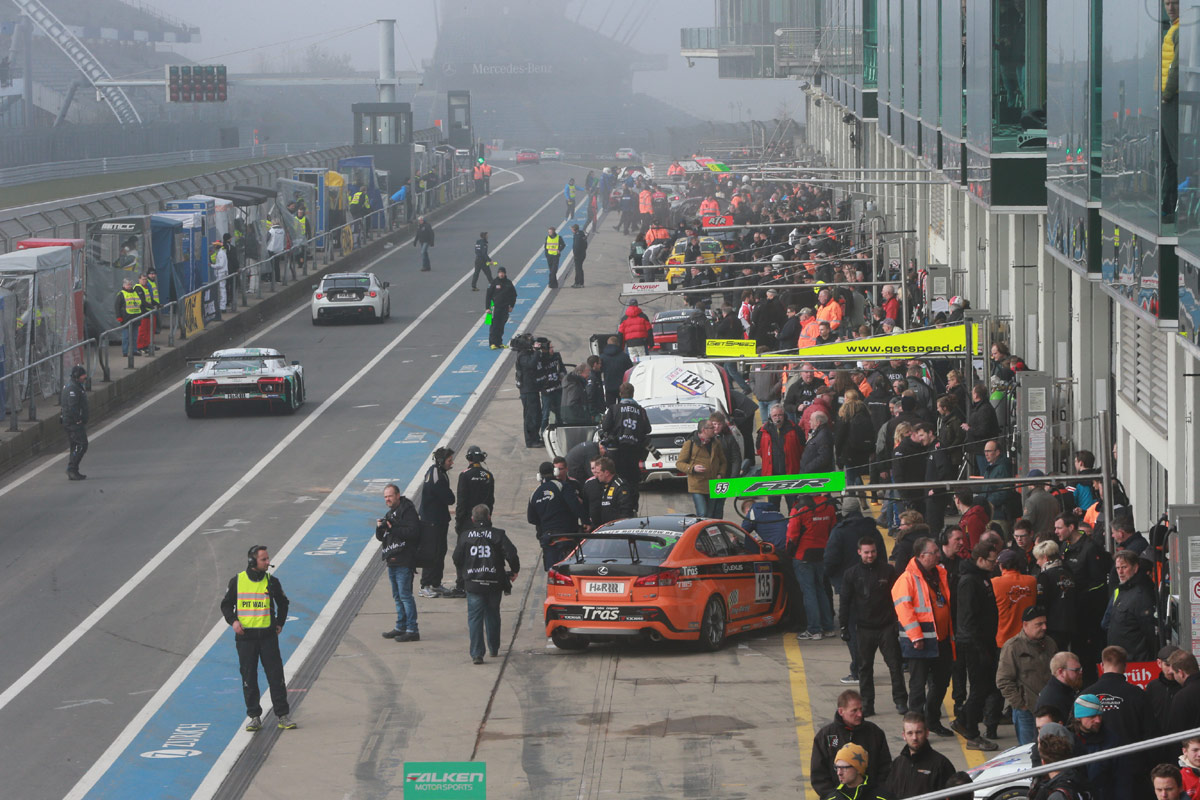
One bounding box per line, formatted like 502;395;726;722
772;253;785;264
949;295;962;307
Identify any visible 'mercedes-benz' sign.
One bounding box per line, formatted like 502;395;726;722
472;62;553;75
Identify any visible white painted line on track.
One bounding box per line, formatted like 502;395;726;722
1;183;556;728
0;168;525;500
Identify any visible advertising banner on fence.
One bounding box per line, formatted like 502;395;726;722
182;294;205;337
786;323;980;359
705;338;756;357
709;472;846;498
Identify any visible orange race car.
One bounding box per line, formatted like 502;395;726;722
544;515;788;651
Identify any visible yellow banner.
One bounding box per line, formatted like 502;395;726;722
781;323;980;359
705;338;756;357
182;294;205;337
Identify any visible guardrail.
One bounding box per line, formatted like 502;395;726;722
1;171;473;427
0;142;348;189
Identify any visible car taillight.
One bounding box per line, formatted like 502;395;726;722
192;379;217;386
634;569;677;587
315;292;323;299
547;568;573;586
258;377;284;392
369;290;377;297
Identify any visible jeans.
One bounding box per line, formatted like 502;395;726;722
540;390;562;431
121;325;131;356
420;242;431;269
467;590;502;659
758;401;772;425
690;492;716;517
387;565;418;633
711;498;726;519
793;560;834;634
1013;708;1037;745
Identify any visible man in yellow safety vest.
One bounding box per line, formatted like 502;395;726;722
115;277;141;357
544;226;564;289
219;545;297;732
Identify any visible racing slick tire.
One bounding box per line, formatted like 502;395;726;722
280;382;298;415
184;390;202;418
989;790;1028;800
697;595;727;652
550;629;590;651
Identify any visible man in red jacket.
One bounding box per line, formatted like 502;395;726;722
787;494;838;639
617;300;653;356
756;404;804;476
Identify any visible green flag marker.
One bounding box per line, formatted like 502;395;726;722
708;472;846;498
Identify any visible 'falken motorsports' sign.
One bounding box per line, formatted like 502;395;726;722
708;472;846;498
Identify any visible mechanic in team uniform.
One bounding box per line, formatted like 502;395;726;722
485;267;517;350
219;545;296;732
601;382;651;510
60;364;88;480
527;461;586;569
584;456;635;528
452;504;520;665
471;231;493;291
419;447;456;597
452;445;495;597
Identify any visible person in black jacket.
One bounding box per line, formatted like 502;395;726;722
219;545;296;731
60;364;89;480
527;461;586;569
888;713;956;798
835;397;876;485
841;538;908;716
1057;512;1111;683
452;505;520;665
952;543;1002;751
1083;645;1160;770
916;424;955;532
1165;650;1200;736
1033;539;1078;651
810;689;893;798
485;267;516;349
1103;551;1158;661
1037;650;1084;721
471;231;492;290
450;446;495;598
419;447;456;597
414;216;434;271
516;338;544;447
892;423;929;512
569;223;587;287
583;457;635;528
1146;645;1183;731
601;384;651;508
599;336;633;407
800;411;835;473
963;383;1000;471
377;483;422;641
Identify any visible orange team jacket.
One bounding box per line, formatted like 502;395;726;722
892;558;955;654
699;198;720;215
992;570;1037;648
798;318;821;349
816;299;844;330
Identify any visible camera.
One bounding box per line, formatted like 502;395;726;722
509;332;534;352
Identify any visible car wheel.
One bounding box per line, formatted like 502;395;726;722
295;376;305;405
184;389;201;418
281;382;297;415
373;306;385;324
697;595;726;651
550;629;589;651
989;789;1028;800
312;315;323;326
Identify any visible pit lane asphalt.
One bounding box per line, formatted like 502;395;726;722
0;163;583;799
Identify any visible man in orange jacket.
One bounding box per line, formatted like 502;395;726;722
638;188;653;225
992;549;1037;648
815;288;844;331
892;537;956;736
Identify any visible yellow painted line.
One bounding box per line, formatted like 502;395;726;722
784;635;817;800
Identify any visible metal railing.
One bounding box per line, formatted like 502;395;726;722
0;142;348;189
680;23;779;51
2;170;473;425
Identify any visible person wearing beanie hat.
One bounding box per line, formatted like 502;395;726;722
825;740;895;799
811;689;893;797
1070;691;1135;800
526;456;585;571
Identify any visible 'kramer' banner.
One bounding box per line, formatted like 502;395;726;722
709;472;846;498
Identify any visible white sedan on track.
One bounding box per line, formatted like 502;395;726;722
311;272;391;325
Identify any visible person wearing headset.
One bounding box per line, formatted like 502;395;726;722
219;545;296;732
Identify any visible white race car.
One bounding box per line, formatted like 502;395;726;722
615;147;639;161
311;272;390;325
626;355;740;481
963;743;1033;800
184;348;305;418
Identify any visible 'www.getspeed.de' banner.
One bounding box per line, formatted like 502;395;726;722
704;323;980;359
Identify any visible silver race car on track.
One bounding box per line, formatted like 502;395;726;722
184;347;305;418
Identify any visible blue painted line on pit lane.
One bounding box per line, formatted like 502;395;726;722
81;200;589;799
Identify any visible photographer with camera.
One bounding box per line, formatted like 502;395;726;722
513;334;544;448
